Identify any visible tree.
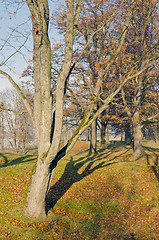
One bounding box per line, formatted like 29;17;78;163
0;0;158;218
111;0;159;156
62;0;131;153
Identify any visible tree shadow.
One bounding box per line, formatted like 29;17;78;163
0;153;36;168
0;153;8;165
143;147;159;181
46;150;120;213
109;232;136;240
143;145;159;152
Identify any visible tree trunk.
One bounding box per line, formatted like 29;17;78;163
101;121;106;146
24;0;53;217
89;119;97;154
132;112;143;157
154;123;158;143
24;0;77;218
24;156;52;218
106;123;109;143
125;123;132;144
63;124;68;146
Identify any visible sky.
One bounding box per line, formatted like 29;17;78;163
0;1;31;91
0;0;61;92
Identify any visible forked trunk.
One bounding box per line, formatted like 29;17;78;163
23;0;78;218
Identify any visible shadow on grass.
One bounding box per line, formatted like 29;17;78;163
143;146;159;181
0;153;36;168
106;141;129;150
46;147;138;239
46;158;117;213
46;147;131;213
46;143;159;211
142;145;159;152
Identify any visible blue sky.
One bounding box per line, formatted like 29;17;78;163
0;0;61;91
0;1;32;90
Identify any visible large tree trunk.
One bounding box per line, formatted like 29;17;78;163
24;0;77;218
24;157;51;218
132;111;143;157
24;0;54;217
125;123;132;145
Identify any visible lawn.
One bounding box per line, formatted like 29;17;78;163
0;141;159;239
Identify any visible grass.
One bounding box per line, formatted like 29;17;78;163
0;141;159;239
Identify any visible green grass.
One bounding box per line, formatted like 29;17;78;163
0;141;159;239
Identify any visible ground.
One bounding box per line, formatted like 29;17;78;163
0;140;159;239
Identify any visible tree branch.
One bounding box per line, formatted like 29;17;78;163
74;0;82;28
0;34;30;67
0;106;27;115
63;0;127;84
0;70;33;120
141;113;159;126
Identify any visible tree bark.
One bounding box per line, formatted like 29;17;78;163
132;111;143;157
101;121;106;146
125;123;132;145
24;156;51;218
24;0;53;217
89;119;97;154
106;123;109;143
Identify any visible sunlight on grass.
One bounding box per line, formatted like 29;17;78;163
0;141;159;239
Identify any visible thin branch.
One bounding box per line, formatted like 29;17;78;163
0;70;33;120
74;0;126;66
141;113;159;126
0;34;30;67
146;113;159;122
0;107;27;115
0;29;16;52
64;0;127;83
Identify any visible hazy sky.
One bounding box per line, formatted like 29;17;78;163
0;0;61;91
